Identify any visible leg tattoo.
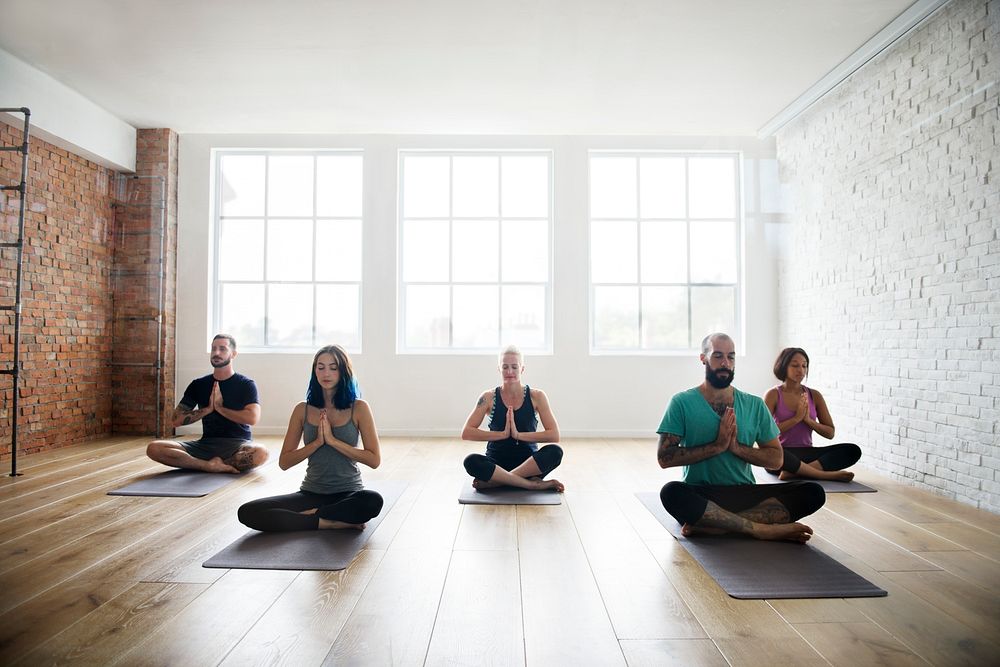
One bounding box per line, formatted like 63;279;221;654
738;498;791;525
225;446;258;472
697;501;754;535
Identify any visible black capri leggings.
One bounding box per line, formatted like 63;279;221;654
464;444;563;481
659;480;825;526
768;443;861;475
237;488;383;532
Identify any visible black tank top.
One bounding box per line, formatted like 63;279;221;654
486;385;538;457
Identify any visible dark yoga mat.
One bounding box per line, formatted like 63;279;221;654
109;468;252;497
752;468;877;493
636;491;886;599
203;481;407;571
458;485;562;505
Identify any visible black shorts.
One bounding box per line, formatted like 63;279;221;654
180;437;248;461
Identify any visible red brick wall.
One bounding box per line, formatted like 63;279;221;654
111;129;178;437
0;121;180;459
0;118;116;458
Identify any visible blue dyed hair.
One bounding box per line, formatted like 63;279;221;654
305;344;357;410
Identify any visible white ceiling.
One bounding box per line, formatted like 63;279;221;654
0;0;917;135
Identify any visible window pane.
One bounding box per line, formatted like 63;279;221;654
640;157;685;219
267;219;313;281
501;220;548;283
453;285;499;348
405;285;450;348
594;286;638;348
639;220;686;283
689;220;737;283
452;219;498;282
452;156;498;217
502;285;545;348
219;219;263;280
219;155;264;217
591;220;637;283
316;155;362;217
691;286;736;341
589;152;741;352
590;157;637;218
502;155;549;217
268;284;313;346
642;286;689;349
403;220;449;282
689;157;736;219
404;156;450;217
268;156;314;217
316;220;361;281
220;283;264;346
316;284;360;348
399;151;552;352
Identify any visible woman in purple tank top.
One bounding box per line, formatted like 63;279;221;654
763;348;861;482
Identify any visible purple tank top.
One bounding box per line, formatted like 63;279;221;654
773;385;816;447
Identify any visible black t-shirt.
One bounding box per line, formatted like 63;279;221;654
179;372;259;440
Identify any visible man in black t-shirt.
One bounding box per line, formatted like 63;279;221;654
146;334;268;473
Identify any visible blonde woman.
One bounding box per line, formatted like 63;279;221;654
461;345;564;492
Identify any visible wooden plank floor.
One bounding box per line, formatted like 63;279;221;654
1;436;998;666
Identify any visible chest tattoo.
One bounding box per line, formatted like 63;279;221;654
710;401;731;417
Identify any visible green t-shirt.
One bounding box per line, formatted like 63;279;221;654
656;386;780;486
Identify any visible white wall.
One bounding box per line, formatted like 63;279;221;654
776;0;999;511
177;134;780;437
0;48;135;172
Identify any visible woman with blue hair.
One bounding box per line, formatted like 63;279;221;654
238;344;383;531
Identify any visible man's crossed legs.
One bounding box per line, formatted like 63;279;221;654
661;480;825;543
146;437;269;474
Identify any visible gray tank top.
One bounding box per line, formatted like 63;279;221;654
299;403;363;494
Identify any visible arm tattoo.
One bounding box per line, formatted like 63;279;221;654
476;395;485;407
182;415;193;425
657;434;682;465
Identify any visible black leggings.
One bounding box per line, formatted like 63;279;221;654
237;489;383;532
464;444;563;481
660;480;825;526
768;443;861;475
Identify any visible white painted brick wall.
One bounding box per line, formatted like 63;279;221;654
776;0;1000;512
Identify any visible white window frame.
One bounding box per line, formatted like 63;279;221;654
397;150;554;355
211;149;364;352
588;150;743;354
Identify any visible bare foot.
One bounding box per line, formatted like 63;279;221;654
680;523;726;537
317;518;367;530
530;478;564;492
299;508;319;515
752;521;813;543
472;478;501;489
830;470;855;482
205;457;240;474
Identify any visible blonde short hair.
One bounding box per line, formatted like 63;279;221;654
498;344;523;366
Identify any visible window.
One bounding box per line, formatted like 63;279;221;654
589;153;740;352
213;151;363;350
398;151;552;353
